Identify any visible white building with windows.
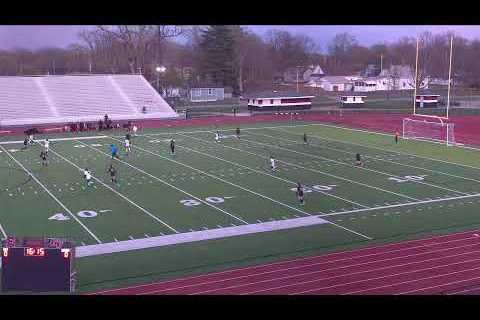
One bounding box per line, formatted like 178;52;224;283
189;86;225;102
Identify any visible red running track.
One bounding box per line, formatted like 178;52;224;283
90;229;480;295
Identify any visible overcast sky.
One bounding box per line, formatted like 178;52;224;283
1;25;480;51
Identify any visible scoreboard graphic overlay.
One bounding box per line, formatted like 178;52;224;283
1;237;76;292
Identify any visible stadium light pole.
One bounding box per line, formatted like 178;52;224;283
156;66;166;95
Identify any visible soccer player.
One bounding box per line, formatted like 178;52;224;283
236;127;241;139
23;136;28;150
270;156;276;171
132;125;138;136
215;131;220;143
110;144;119;159
126;131;131;142
355;153;364;167
84;168;93;186
303;133;308;145
170;138;175;155
28;133;34;144
395;130;400;144
40;150;48;166
44;139;50;154
107;164;118;185
296;182;305;206
124;138;131;155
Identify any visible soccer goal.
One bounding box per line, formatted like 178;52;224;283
402;116;456;146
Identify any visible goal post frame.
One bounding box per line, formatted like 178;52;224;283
402;117;456;146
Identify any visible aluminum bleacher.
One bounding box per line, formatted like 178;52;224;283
0;74;178;126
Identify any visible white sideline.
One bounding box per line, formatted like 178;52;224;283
78;140;249;225
167;133;368;209
270;127;480;185
110;136;372;240
43;142;179;234
316;193;480;218
0;145;102;244
0;223;7;238
179;132;420;202
244;132;470;196
76;216;329;257
0;135;109;145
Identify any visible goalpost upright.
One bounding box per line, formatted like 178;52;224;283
404;35;456;146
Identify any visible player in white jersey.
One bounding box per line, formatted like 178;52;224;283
125;138;131;154
132;125;138;136
84;168;93;186
44;139;50;154
270;156;276;171
215;131;220;142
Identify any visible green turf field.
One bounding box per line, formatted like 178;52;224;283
1;120;480;293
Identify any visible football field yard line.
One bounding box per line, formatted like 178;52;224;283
111;137;372;240
0;135;109;145
0;144;102;244
0;222;7;238
243;132;470;196
316;193;480;218
43;142;180;234
270;127;480;185
159;133;368;209
78;141;249;225
178;133;419;202
308;122;480;171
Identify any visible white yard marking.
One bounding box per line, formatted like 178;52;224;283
270;127;480;185
173;133;368;209
0;145;102;244
316;193;480;218
81;140;248;225
0;223;7;238
182;132;418;202
115;136;371;240
44;141;179;234
243;132;469;196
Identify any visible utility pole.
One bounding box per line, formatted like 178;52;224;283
413;37;419;115
380;54;383;73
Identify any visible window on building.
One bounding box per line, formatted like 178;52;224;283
208;88;214;95
258;99;263;105
353;97;356;101
403;82;406;88
270;99;274;104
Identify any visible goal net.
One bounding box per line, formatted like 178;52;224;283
402;117;455;146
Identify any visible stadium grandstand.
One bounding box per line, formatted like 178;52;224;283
0;74;178;127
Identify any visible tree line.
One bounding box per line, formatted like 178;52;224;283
1;26;480;93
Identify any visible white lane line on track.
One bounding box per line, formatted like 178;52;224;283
90;229;480;295
139;238;480;295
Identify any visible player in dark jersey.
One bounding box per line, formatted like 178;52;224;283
23;137;28;150
303;133;308;145
40;151;48;166
395;130;400;144
107;164;118;185
170;138;175;155
126;132;131;142
356;153;364;166
236;127;241;139
296;182;305;206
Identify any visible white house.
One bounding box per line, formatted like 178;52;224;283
314;76;355;92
